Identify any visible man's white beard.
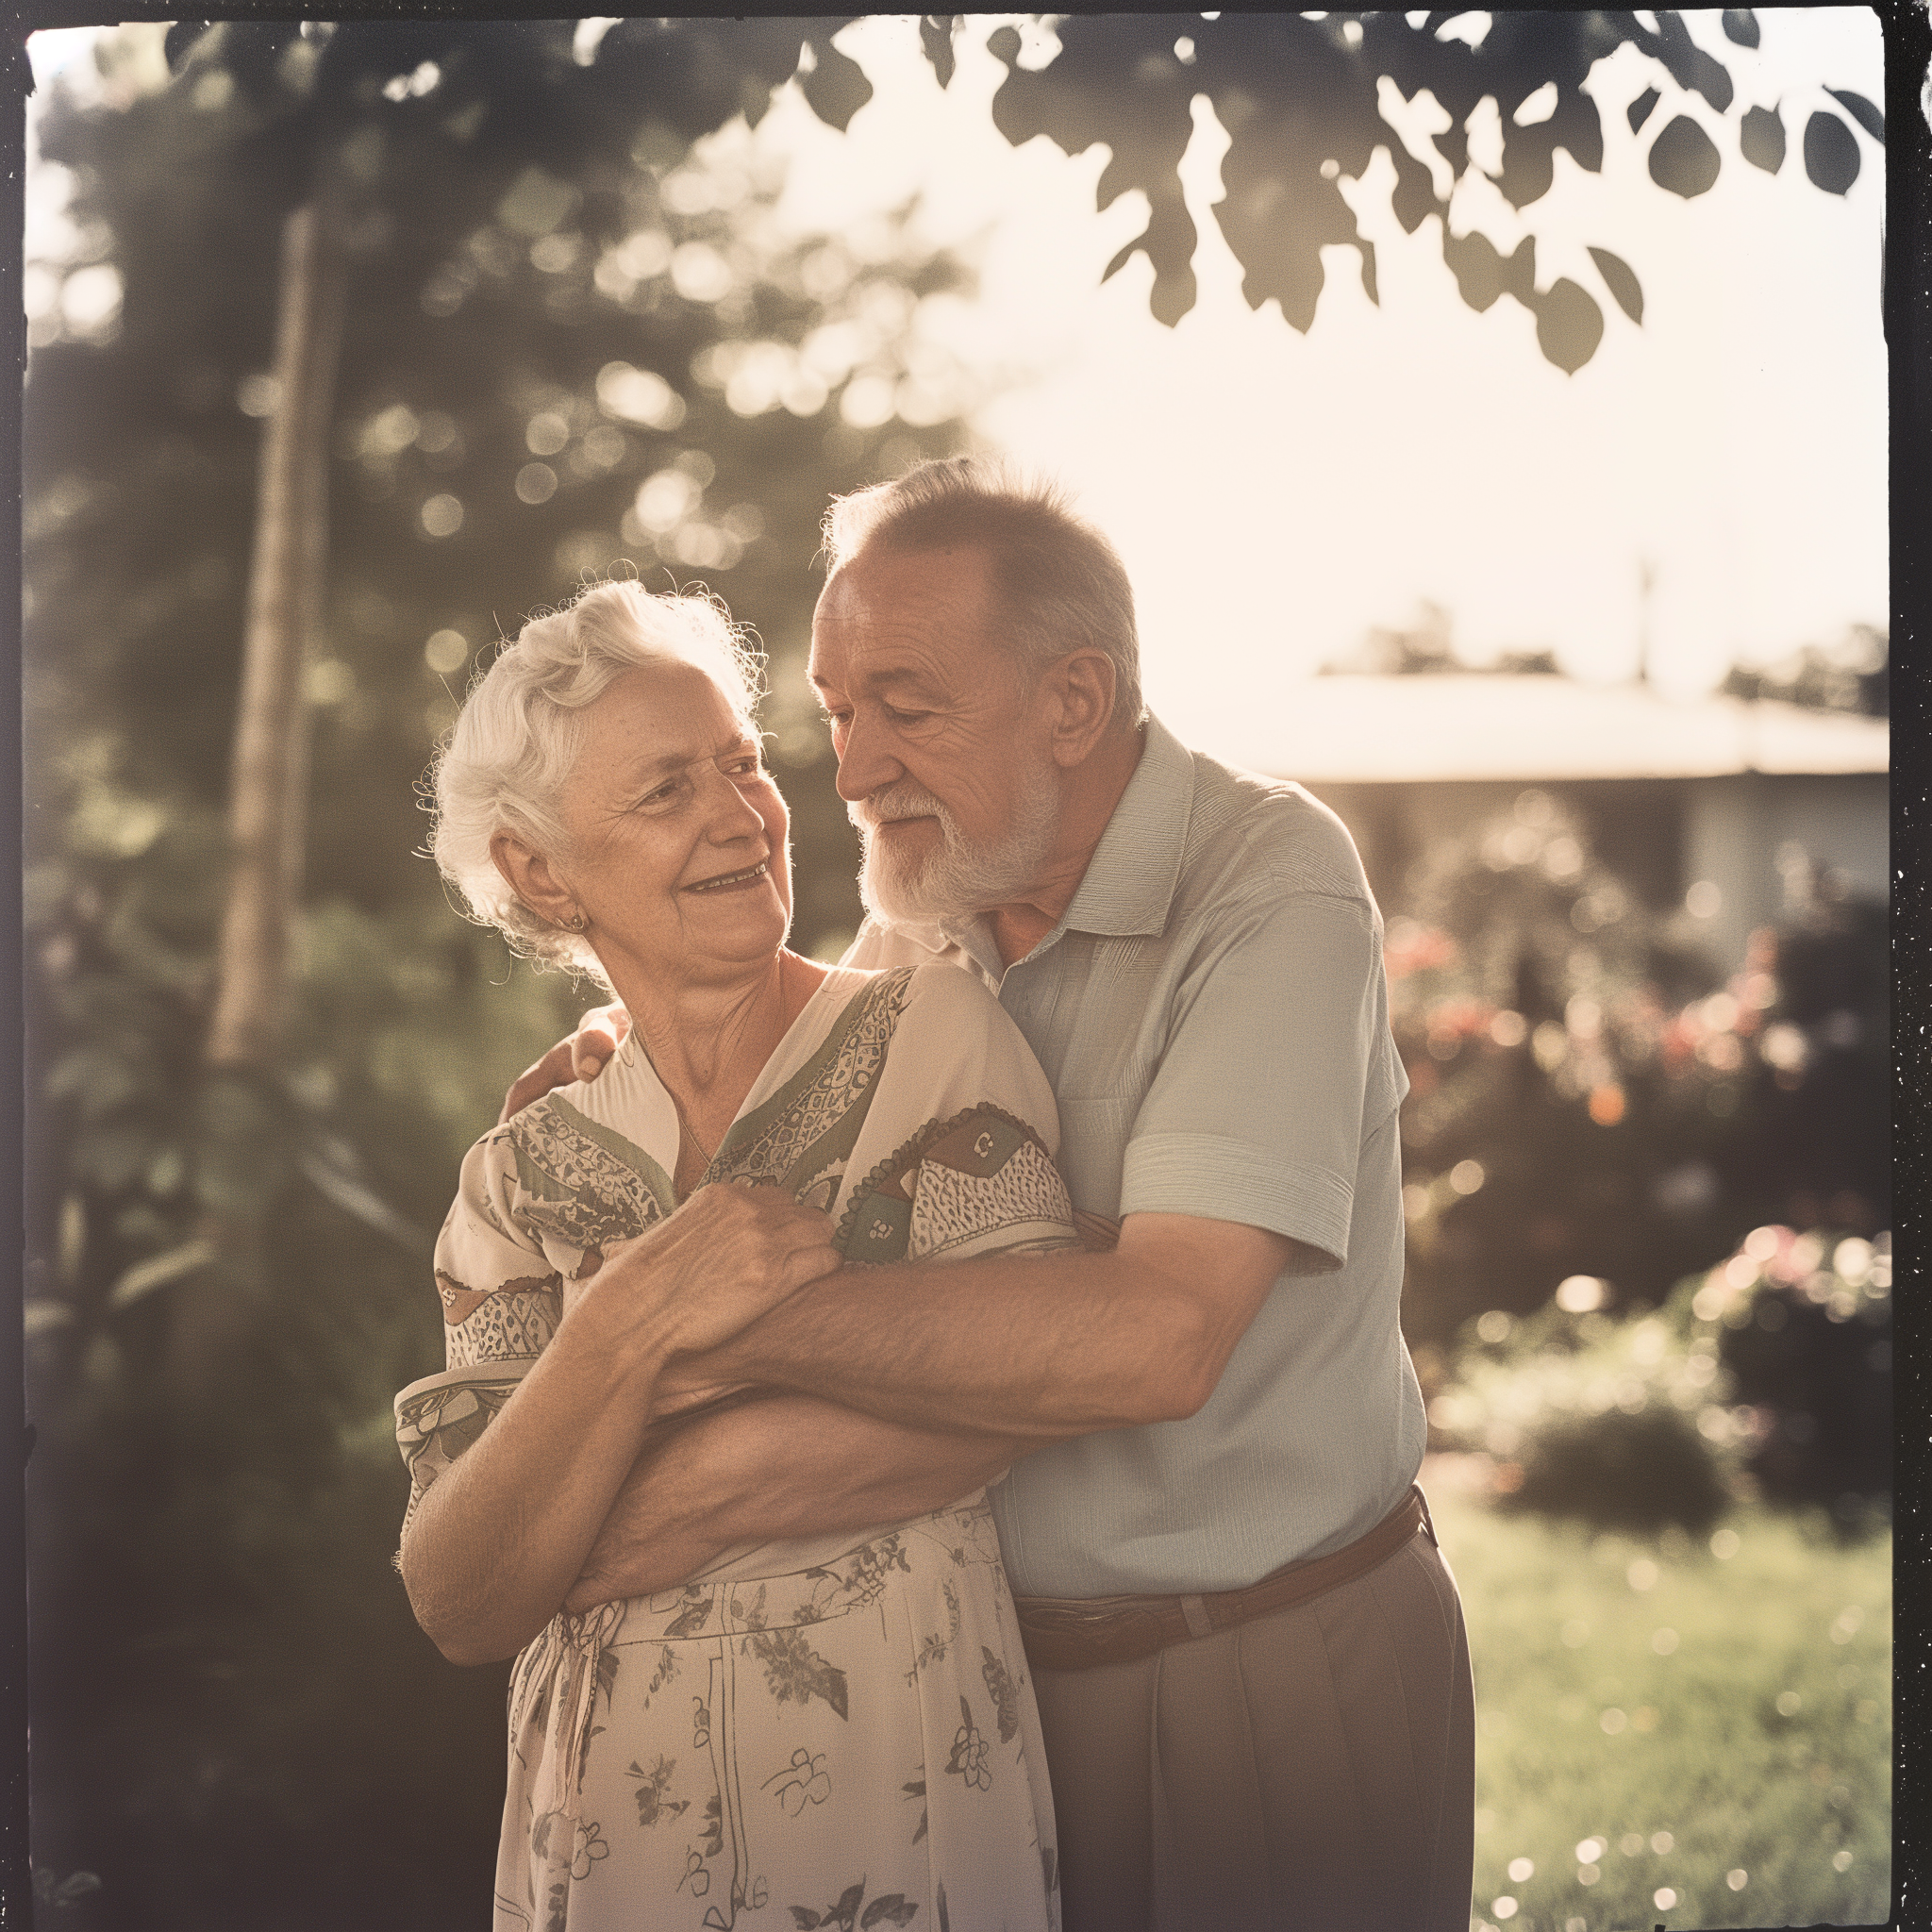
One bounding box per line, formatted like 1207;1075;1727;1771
852;762;1059;928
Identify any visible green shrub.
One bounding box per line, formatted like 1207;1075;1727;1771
1427;1226;1890;1535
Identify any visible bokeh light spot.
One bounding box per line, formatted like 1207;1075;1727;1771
1557;1275;1606;1313
515;463;558;506
424;629;468;676
525;411;571;457
420;493;463;538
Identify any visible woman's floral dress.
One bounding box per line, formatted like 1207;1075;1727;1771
396;964;1074;1931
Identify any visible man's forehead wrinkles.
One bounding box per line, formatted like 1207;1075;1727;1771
814;637;958;693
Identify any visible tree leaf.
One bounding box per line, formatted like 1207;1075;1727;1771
1533;278;1604;375
1650;12;1734;113
1626;87;1660;134
163;22;214;72
1387;139;1441;234
1587;247;1643;325
108;1238;218;1310
1825;88;1884;144
1740;103;1786;174
798;37;874;133
1721;9;1760;47
860;1897;920;1929
1803;110;1859;194
1647;114;1721;199
918;16;958;91
296;1147;428;1252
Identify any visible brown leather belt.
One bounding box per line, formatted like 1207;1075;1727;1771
1014;1484;1431;1674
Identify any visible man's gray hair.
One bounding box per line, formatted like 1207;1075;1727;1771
427;579;762;974
822;456;1144;733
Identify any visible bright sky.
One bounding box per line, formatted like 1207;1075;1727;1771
29;13;1888;753
757;10;1888;746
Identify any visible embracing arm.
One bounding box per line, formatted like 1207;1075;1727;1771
399;1182;837;1665
562;1393;1051;1612
663;1210;1307;1440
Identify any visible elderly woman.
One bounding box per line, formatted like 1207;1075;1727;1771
395;581;1073;1932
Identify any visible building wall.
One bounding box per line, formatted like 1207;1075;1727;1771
1681;772;1890;970
1304;772;1888;975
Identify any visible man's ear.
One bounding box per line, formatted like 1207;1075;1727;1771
1042;649;1118;768
491;829;577;929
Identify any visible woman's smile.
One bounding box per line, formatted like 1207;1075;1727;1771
684;858;772;894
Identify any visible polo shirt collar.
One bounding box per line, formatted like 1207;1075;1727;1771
1055;712;1192;940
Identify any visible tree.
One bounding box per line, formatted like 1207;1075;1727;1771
30;16;919;1392
931;8;1885;370
26;16;968;1392
23;26;975;1915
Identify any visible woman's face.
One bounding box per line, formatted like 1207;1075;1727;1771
553;659;792;996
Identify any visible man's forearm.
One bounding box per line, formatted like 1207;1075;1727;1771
663;1219;1293;1440
564;1392;1047;1610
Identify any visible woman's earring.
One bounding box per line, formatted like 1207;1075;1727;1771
566;910;589;933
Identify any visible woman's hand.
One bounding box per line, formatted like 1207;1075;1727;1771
498;1002;632;1122
568;1181;841;1369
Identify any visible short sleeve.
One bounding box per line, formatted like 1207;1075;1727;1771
1118;890;1403;1267
832;964;1079;1265
393;1124;570;1531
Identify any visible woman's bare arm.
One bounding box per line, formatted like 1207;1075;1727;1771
562;1393;1050;1612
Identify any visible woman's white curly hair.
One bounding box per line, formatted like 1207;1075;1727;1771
427;579;763;976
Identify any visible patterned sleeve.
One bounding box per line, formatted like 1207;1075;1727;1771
393;1120;572;1536
832;964;1080;1267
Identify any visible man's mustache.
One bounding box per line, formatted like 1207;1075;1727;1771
848;785;952;835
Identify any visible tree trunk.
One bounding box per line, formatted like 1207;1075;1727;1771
207;194;347;1071
171;192;348;1399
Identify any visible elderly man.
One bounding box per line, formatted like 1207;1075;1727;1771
509;458;1474;1931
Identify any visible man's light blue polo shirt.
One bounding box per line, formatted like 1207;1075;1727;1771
845;715;1428;1596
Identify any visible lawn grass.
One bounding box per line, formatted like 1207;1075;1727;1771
1425;1473;1891;1931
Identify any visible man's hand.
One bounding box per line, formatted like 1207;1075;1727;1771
569;1181;841;1365
498;1003;632;1122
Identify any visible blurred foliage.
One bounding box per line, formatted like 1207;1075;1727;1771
1320;596;1561;676
1433;1484;1891;1930
1429;1225;1890;1536
965;8;1882;367
23;21;977;1924
1390;787;1889;1349
1717;622;1890;717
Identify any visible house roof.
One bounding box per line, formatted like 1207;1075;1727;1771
1192;675;1891;786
